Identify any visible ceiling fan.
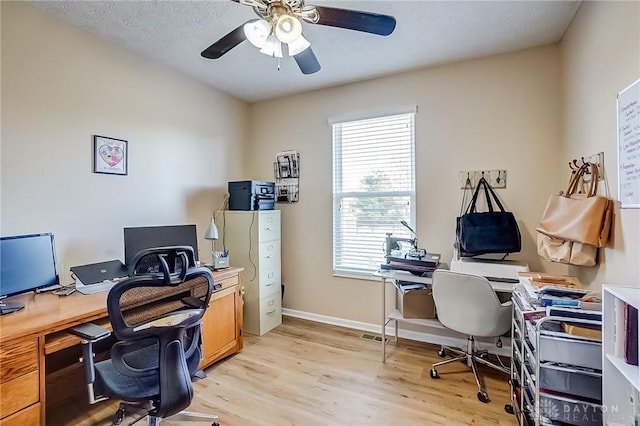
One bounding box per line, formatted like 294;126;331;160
200;0;396;75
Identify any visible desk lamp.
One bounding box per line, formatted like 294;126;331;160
204;218;219;265
204;218;229;269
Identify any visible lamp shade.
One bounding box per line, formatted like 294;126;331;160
287;34;310;56
204;219;219;240
244;19;271;48
274;15;302;44
260;34;283;58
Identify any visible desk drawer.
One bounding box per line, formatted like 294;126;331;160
0;370;39;419
218;273;239;290
0;339;38;383
0;402;40;426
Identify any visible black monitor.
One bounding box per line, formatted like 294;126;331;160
0;233;60;315
123;225;199;268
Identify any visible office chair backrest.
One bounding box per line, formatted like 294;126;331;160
431;269;511;338
106;246;214;418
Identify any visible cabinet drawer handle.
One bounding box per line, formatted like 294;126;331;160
265;309;276;315
264;227;272;231
265;255;272;259
265;282;274;287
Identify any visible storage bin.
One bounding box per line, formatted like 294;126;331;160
538;392;602;426
526;321;602;370
539;363;602;402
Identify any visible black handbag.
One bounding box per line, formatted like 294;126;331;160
456;177;521;257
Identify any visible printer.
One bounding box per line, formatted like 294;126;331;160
450;258;529;283
228;180;276;211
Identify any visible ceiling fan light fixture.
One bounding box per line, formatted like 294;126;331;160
274;14;303;44
244;19;271;48
287;34;311;56
260;34;283;58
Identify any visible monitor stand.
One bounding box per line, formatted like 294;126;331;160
0;301;25;315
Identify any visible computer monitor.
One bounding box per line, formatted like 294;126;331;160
123;225;199;268
0;233;60;314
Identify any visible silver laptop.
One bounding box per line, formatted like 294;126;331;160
70;260;128;294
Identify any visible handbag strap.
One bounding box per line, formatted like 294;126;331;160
459;174;474;216
565;163;599;197
465;177;506;214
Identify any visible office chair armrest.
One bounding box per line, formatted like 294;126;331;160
69;323;112;399
70;323;111;342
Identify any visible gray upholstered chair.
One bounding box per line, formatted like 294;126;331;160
429;269;511;403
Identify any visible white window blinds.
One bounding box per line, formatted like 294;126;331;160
332;111;416;275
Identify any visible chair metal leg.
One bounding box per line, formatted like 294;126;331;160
474;353;510;375
439;345;466;358
177;410;220;421
431;335;508;404
432;353;467;368
470;357;484;391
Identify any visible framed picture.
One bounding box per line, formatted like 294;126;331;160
93;135;128;175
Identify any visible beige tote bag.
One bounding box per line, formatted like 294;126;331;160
537;163;613;248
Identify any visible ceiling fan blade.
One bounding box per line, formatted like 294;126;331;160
312;6;396;36
294;48;321;75
201;20;255;59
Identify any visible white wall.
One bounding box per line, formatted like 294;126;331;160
3;1;637;329
1;2;248;280
248;46;564;325
561;1;640;287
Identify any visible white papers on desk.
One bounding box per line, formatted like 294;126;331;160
397;282;427;292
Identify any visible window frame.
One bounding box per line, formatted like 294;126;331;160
331;109;417;278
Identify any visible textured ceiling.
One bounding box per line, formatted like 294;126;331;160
29;1;583;103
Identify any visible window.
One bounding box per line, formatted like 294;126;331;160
332;111;416;276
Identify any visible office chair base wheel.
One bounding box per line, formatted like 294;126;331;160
437;348;446;357
212;422;220;426
477;391;490;403
112;408;125;425
504;404;515;414
429;368;440;379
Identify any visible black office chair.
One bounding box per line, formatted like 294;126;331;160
71;247;219;426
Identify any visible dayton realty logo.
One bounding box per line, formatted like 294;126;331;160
537;399;604;424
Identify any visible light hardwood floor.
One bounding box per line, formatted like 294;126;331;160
48;316;515;425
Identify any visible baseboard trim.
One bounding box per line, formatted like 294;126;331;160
282;308;511;357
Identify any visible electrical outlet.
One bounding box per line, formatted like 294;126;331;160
459;171;475;189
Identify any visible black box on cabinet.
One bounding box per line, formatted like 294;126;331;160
228;180;275;211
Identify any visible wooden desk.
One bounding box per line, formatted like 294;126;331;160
0;267;243;426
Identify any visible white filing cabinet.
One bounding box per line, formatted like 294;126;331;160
221;210;282;336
